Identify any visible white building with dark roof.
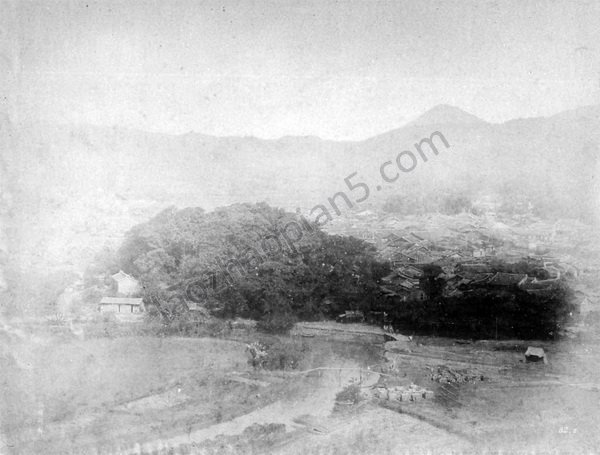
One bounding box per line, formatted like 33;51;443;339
111;270;140;296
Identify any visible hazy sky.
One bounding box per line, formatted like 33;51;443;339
8;0;600;139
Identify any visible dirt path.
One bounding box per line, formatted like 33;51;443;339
128;360;380;453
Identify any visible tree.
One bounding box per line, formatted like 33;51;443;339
143;286;188;323
419;264;443;299
441;195;472;214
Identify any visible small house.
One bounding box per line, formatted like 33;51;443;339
99;297;144;314
525;346;547;364
396;265;423;279
336;310;364;323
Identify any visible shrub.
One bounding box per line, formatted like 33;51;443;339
246;342;269;369
335;384;363;404
246;339;307;370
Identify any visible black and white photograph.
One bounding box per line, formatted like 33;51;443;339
1;0;600;453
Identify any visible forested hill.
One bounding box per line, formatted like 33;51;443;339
87;202;575;339
86;203;390;327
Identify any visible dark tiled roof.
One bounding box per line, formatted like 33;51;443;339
488;272;527;286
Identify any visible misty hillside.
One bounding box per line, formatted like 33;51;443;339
3;104;600;281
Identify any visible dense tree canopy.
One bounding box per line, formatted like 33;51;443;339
111;203;390;325
381;271;575;340
87;202;576;340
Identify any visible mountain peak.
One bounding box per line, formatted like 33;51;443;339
410;104;485;127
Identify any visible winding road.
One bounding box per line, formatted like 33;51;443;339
124;361;380;454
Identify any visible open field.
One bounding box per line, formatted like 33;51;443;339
0;322;382;454
2;320;600;454
1;334;261;453
376;335;600;454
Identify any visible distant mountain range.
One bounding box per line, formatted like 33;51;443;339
2;103;600;279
